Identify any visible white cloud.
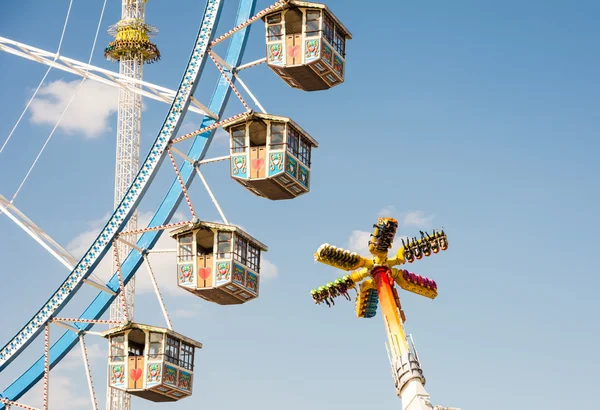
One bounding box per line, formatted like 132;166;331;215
347;230;371;256
403;210;435;227
29;79;118;138
377;205;398;217
260;258;278;280
58;341;106;370
25;374;91;410
67;213;111;258
377;206;436;228
346;229;408;259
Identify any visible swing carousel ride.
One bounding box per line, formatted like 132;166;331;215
0;0;458;409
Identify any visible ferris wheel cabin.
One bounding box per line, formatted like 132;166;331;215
224;112;318;200
103;323;202;403
262;1;351;91
170;220;268;305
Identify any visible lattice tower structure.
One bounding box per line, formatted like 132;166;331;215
104;1;160;409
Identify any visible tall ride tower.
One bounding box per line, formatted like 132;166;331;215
104;1;160;409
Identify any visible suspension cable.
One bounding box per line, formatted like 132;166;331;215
0;0;74;156
8;0;108;204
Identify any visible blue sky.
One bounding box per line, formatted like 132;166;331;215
1;0;599;409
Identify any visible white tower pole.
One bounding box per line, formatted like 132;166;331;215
105;1;160;409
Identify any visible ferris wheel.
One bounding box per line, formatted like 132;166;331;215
0;0;352;409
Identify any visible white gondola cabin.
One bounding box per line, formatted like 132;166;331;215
103;323;202;403
224;112;318;200
262;1;352;91
170;221;268;305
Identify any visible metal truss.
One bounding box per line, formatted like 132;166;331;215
0;36;218;119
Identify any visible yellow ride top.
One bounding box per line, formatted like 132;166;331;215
105;18;160;63
312;217;448;359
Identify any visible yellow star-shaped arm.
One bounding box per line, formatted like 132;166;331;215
314;243;374;271
391;268;438;299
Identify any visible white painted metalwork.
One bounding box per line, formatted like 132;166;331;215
146;249;176;254
79;336;99;410
210;50;233;71
143;254;173;330
197;154;231;165
210;0;289;46
42;325;49;410
0;397;39;410
195;167;229;224
0;194;77;270
235;57;266;71
0;194;118;298
83;278;117;296
108;1;146;409
0;37;217;119
169;146;230;224
51;321;80;334
169;146;197;166
234;73;267;113
116;236;145;255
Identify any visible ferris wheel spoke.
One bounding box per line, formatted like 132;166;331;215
0;397;40;410
210;0;289;46
0;194;114;296
0;37;217;119
0;194;77;270
78;336;99;410
195;167;230;225
234;57;266;71
233;73;267;114
197;154;230;165
167;149;198;220
208;50;251;111
171;112;250;145
209;49;266;112
142;254;173;330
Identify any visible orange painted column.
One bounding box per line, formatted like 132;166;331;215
372;266;410;359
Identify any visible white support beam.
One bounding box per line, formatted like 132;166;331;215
52;320;81;334
83;331;104;337
169;146;196;165
234;73;267;113
79;336;99;410
198;155;230;165
0;36;218;119
83;278;116;296
0;194;118;298
0;194;77;270
143;254;173;330
194;167;229;224
209;50;233;71
235;57;266;71
116;236;145;254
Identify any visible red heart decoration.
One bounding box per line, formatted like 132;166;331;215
199;267;211;280
288;45;300;58
252;159;265;170
130;368;142;381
